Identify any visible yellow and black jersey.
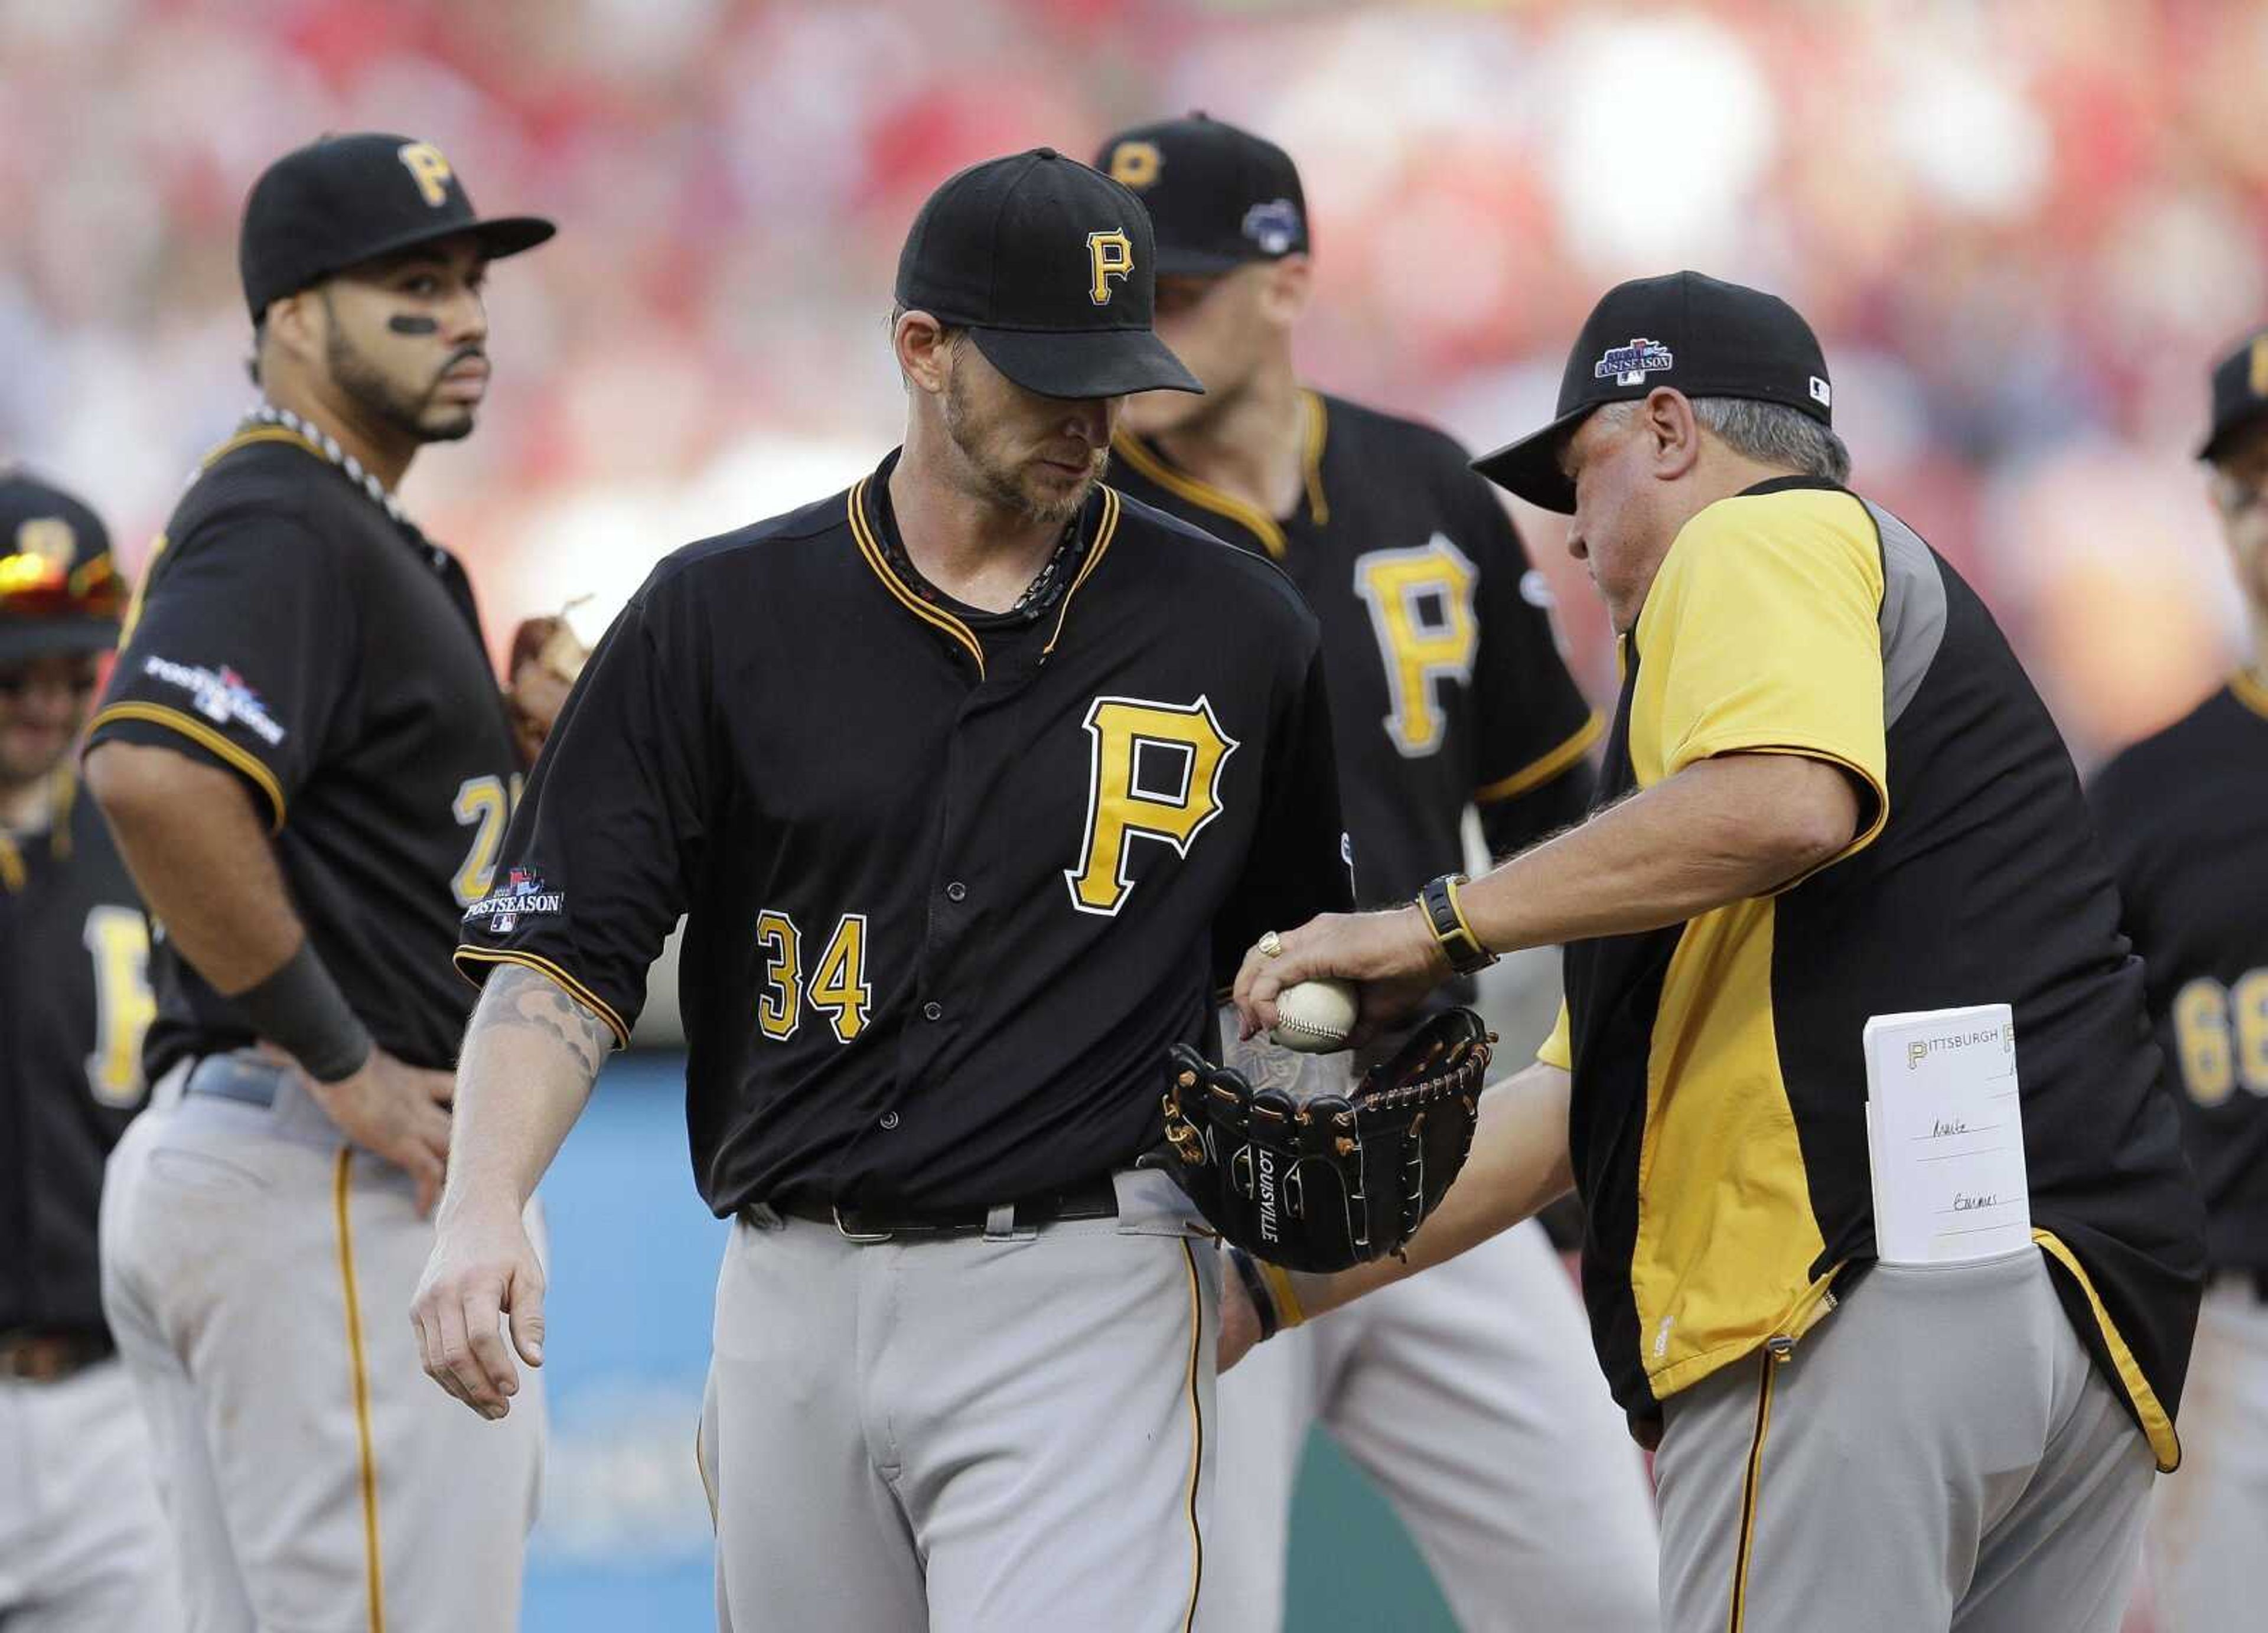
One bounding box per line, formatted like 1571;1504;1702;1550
457;451;1353;1215
1112;392;1599;907
1542;477;2204;1469
0;775;153;1335
2092;673;2268;1276
86;427;522;1076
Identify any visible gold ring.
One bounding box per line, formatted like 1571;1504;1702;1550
1257;930;1284;959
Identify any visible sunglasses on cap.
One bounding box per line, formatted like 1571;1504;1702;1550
0;547;124;621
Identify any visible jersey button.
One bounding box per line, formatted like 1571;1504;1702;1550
945;882;967;902
879;1110;900;1131
922;1002;943;1022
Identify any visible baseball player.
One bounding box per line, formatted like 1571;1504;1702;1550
81;133;557;1632
0;471;178;1631
1226;272;2207;1632
2091;328;2268;1631
1096;114;1658;1632
413;147;1353;1632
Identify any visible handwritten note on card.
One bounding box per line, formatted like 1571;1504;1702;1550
1863;1004;2031;1265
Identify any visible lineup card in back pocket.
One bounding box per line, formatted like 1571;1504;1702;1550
1862;1003;2031;1265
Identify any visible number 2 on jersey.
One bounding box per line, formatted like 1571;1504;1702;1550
755;911;871;1044
451;773;524;907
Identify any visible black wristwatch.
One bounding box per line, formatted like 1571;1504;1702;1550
1418;872;1498;976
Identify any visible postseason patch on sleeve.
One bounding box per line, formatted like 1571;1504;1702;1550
139;655;288;745
462;867;565;935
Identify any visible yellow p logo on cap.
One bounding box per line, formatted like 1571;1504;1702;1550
1088;230;1134;306
397;142;455;208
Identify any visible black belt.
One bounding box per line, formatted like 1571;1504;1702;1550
0;1328;115;1383
772;1176;1120;1241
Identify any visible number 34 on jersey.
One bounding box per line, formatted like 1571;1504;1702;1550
750;693;1243;1044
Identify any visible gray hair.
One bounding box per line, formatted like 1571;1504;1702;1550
1598;395;1851;485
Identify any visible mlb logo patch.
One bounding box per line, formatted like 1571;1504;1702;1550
1594;338;1674;387
1241;199;1303;256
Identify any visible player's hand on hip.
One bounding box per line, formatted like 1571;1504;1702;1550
303;1047;454;1215
412;1194;546;1420
1231;905;1450;1046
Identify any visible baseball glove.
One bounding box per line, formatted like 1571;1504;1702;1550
1159;1008;1491;1273
504;605;592;768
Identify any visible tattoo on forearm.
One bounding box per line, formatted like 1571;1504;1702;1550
477;964;613;1081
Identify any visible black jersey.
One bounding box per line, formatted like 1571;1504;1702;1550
86;424;521;1075
1547;480;2203;1469
2093;674;2268;1275
457;453;1353;1214
1112;391;1599;903
1;774;154;1334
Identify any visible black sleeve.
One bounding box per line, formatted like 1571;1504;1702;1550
2084;757;2157;947
1211;641;1355;989
1461;482;1601;845
454;575;709;1046
86;513;357;832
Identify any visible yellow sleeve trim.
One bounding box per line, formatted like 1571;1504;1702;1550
1693;742;1889;892
0;834;24;893
1110;431;1289;562
87;701;287;834
2032;1228;2181;1473
1475;710;1604;804
452;946;633;1052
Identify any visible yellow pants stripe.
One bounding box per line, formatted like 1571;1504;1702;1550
1728;1350;1777;1632
1179;1238;1206;1633
333;1149;386;1633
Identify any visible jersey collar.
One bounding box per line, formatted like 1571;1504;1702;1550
1109;389;1330;563
846;450;1122;682
2233;667;2268;722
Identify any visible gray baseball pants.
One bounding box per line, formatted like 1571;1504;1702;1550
1654;1244;2155;1633
699;1168;1219;1632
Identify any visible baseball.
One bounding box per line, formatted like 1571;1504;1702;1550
1269;978;1360;1053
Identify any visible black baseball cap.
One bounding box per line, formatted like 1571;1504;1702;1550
0;471;122;664
1474;270;1834;514
894;148;1201;400
240;132;556;321
2198;328;2268;462
1094;114;1309;277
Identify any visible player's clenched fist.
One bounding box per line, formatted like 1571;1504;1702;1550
412;1195;546;1420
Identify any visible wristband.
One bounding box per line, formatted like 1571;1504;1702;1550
1227;1246;1279;1342
1227;1245;1309;1344
231;940;373;1083
1419;872;1498;976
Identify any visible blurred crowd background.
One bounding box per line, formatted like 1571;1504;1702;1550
5;0;2266;757
8;4;2257;1620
